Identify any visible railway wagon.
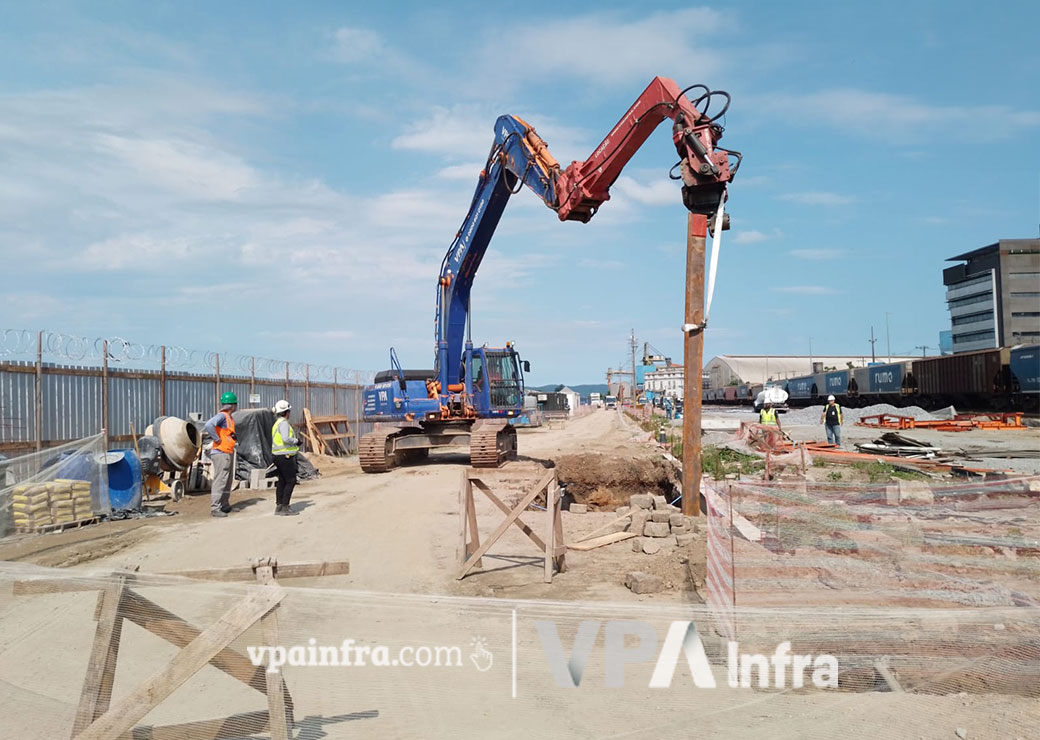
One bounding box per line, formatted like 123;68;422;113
786;375;816;402
1006;342;1040;397
723;386;738;403
823;370;850;398
914;348;1009;404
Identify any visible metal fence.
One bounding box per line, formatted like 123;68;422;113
0;329;377;453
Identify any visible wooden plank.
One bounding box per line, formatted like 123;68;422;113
702;482;762;542
457;469;468;568
114;711;270;740
75;585;285;740
574;510;633;543
256;564;291;740
458;469;555;579
471;479;547;551
14;560;351;595
465;478;482;569
71;576;128;737
119;590;269;694
552;483;567;572
567;532;636;551
544;479;556;583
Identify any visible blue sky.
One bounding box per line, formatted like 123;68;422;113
2;1;1038;385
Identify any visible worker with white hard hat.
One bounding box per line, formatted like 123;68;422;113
270;400;302;515
819;394;843;446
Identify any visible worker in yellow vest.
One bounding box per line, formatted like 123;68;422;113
819;394;843;446
204;392;238;517
271;399;302;516
759;402;783;433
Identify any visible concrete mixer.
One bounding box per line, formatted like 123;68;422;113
137;416;202;501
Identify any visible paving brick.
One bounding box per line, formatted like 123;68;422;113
669;513;685;527
569;503;588;514
641;539;662;555
643;521;671;538
651;495;668;509
625;571;664;594
628;510;649;533
651;510;671;523
675;533;695;547
632;537;644;552
629;494;653;510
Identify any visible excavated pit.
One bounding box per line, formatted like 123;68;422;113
555;452;680;510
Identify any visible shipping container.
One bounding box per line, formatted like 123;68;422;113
824;370;850;397
914;349;1008;396
1010;345;1040;394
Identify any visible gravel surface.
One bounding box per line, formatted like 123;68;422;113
781;403;952;425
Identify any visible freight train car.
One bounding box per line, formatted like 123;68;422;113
913;348;1009;408
1010;344;1039;410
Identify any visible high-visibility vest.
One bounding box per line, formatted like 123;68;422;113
213;411;236;453
271;417;299;456
760;408;777;425
825;403;843;425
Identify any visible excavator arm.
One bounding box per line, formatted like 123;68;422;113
434;76;738;391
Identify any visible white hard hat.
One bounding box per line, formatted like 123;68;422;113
827;395;836;401
273;399;291;414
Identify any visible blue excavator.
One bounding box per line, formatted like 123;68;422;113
360;77;739;472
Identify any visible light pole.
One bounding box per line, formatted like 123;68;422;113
869;326;877;363
885;312;892;362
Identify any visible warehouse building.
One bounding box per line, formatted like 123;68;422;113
943;238;1040;353
703;355;915;390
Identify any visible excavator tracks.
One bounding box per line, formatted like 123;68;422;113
469;421;517;468
359;429;400;473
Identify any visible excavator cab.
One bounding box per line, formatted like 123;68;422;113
468;346;526;417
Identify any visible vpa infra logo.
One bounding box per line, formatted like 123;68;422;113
535;620;838;689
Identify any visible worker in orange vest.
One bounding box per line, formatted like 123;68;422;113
204;392;238;517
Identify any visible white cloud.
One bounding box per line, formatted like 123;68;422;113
756;89;1040;139
436;162;486;181
480;9;728;86
330;27;386;64
772;285;839;295
777;191;855;206
734;230;769;244
612;175;680;207
94;134;259;201
788;248;847;260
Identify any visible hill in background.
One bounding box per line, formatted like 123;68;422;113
530;383;609;398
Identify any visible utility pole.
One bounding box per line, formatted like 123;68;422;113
869;326;877;363
885;312;892;362
915;345;930;357
630;329;638;404
808;337;814;371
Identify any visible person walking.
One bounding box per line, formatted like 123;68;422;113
271;400;301;516
204;392;238;517
820;394;843;446
759;402;783;433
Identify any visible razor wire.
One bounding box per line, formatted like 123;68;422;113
0;328;374;384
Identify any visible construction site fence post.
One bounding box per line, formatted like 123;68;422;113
34;330;43;453
160;345;167;416
102;339;110;451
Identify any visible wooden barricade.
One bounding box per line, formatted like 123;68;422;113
13;558;350;740
304;407;356;455
457;468;566;583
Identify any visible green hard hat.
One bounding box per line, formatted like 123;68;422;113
220;391;238;405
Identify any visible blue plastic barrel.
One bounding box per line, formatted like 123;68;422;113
105;450;142;511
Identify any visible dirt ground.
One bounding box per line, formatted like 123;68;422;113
1;409;1037;739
